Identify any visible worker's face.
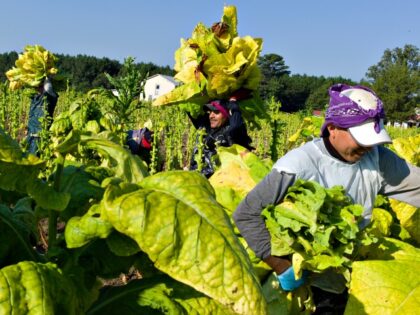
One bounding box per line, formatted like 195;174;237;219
208;110;227;129
327;125;373;163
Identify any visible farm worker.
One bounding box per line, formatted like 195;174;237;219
27;77;58;155
126;127;153;164
233;84;420;312
188;90;254;178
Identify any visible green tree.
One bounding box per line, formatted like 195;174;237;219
0;52;18;82
276;75;321;112
305;76;356;113
137;62;175;77
258;53;290;100
258;53;290;79
365;44;419;122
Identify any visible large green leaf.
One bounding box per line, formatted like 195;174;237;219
391;134;420;166
55;131;149;183
58;164;105;220
0;127;71;211
0;204;40;267
98;170;267;315
26;178;71;211
389;199;420;244
0;128;22;161
0;158;70;212
74;238;139;279
81;134;149;183
358;237;419;261
64;182;139;248
346;260;420;314
209;144;271;214
0;261;97;315
87;275;235;315
11;197;37;236
106;230;141;257
0;145;42;193
65;204;114;248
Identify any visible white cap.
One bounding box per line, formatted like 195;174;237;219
341;88;392;146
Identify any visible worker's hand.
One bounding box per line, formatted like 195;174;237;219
227;100;240;115
43;77;57;96
277;265;309;291
229;88;252;102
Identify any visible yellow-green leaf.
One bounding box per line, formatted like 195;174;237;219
100;170;267;315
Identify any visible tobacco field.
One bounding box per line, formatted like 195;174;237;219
0;80;419;314
1;5;419;315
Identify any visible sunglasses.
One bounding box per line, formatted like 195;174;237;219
206;109;221;115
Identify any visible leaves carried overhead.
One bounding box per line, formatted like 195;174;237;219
152;5;267;127
5;45;58;91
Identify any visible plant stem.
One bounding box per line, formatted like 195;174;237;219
47;211;58;249
48;153;65;248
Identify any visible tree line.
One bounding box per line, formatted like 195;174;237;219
257;44;419;122
0;44;418;122
0;52;175;92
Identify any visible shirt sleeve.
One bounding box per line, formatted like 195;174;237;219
233;169;295;259
379;146;420;207
226;108;253;150
227;108;246;136
44;91;58;118
187;112;209;130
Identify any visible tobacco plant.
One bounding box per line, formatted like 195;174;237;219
0;126;268;315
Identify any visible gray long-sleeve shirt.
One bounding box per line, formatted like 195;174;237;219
233;138;420;260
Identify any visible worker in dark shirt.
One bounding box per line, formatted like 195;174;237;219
126;127;153;164
27;77;58;155
188;98;254;178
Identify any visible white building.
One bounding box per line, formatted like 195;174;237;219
140;74;180;102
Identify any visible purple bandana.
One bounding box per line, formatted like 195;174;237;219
321;84;385;136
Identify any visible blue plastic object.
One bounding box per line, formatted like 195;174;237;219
278;266;308;291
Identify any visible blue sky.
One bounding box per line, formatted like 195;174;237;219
1;0;419;82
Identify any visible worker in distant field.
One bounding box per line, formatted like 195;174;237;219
188;89;254;178
126;127;153;164
233;83;420;313
27;77;58;155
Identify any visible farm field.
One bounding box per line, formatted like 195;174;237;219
1;7;420;312
1;83;419;314
1;86;418;170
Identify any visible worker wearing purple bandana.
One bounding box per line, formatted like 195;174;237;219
321;84;390;146
233;84;420;312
